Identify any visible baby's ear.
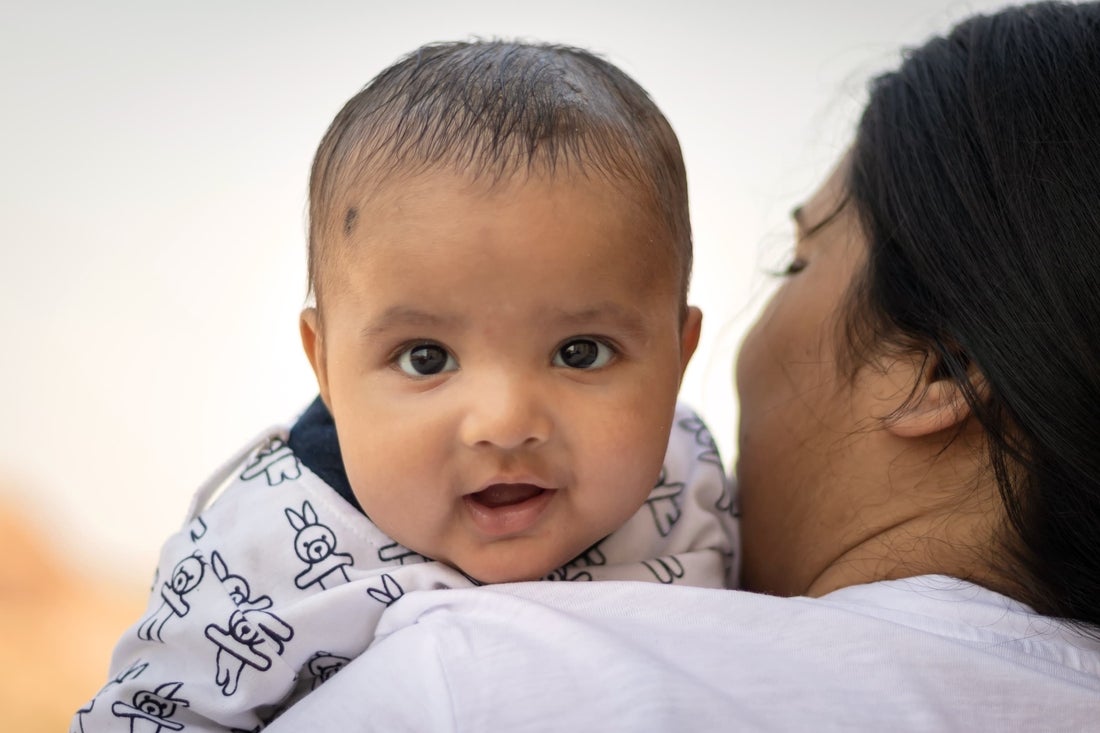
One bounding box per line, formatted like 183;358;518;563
299;308;331;408
679;306;703;378
886;352;985;438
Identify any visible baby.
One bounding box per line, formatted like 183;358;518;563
74;40;738;732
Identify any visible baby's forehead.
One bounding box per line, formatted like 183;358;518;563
314;168;684;305
333;166;676;252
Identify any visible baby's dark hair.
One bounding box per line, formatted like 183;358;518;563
307;40;691;307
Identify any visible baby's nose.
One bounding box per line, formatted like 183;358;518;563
458;373;551;451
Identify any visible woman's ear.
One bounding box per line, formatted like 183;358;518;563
886;353;984;438
300;308;332;409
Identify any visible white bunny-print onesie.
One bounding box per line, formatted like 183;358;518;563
72;402;738;733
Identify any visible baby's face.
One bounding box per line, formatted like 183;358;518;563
302;170;700;583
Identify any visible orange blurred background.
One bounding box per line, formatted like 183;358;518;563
0;500;145;732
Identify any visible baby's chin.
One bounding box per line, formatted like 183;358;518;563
446;549;580;586
465;567;549;585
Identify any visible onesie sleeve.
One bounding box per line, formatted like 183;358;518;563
70;493;300;732
72;430;480;732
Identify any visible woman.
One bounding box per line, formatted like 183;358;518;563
266;3;1100;729
738;2;1100;616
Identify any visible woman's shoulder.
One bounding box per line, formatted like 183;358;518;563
266;578;1100;732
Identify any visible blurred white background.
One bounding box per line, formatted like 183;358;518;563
1;0;1015;586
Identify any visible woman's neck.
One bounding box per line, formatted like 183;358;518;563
801;424;1008;598
803;504;1003;597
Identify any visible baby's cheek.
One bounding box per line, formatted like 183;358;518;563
588;443;663;517
345;464;390;521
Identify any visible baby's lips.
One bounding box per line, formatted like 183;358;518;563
469;483;547;508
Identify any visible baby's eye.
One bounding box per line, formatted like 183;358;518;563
396;343;458;376
553;339;614;370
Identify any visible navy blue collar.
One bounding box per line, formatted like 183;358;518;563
287;396;363;514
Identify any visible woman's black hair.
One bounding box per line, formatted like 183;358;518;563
848;1;1100;631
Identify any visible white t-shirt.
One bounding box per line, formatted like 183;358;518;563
264;575;1100;732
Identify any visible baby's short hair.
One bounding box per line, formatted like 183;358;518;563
308;40;691;307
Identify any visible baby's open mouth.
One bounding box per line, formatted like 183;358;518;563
468;483;547;508
463;483;557;536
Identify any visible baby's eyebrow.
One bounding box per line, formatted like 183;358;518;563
360;306;461;339
547;302;648;338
